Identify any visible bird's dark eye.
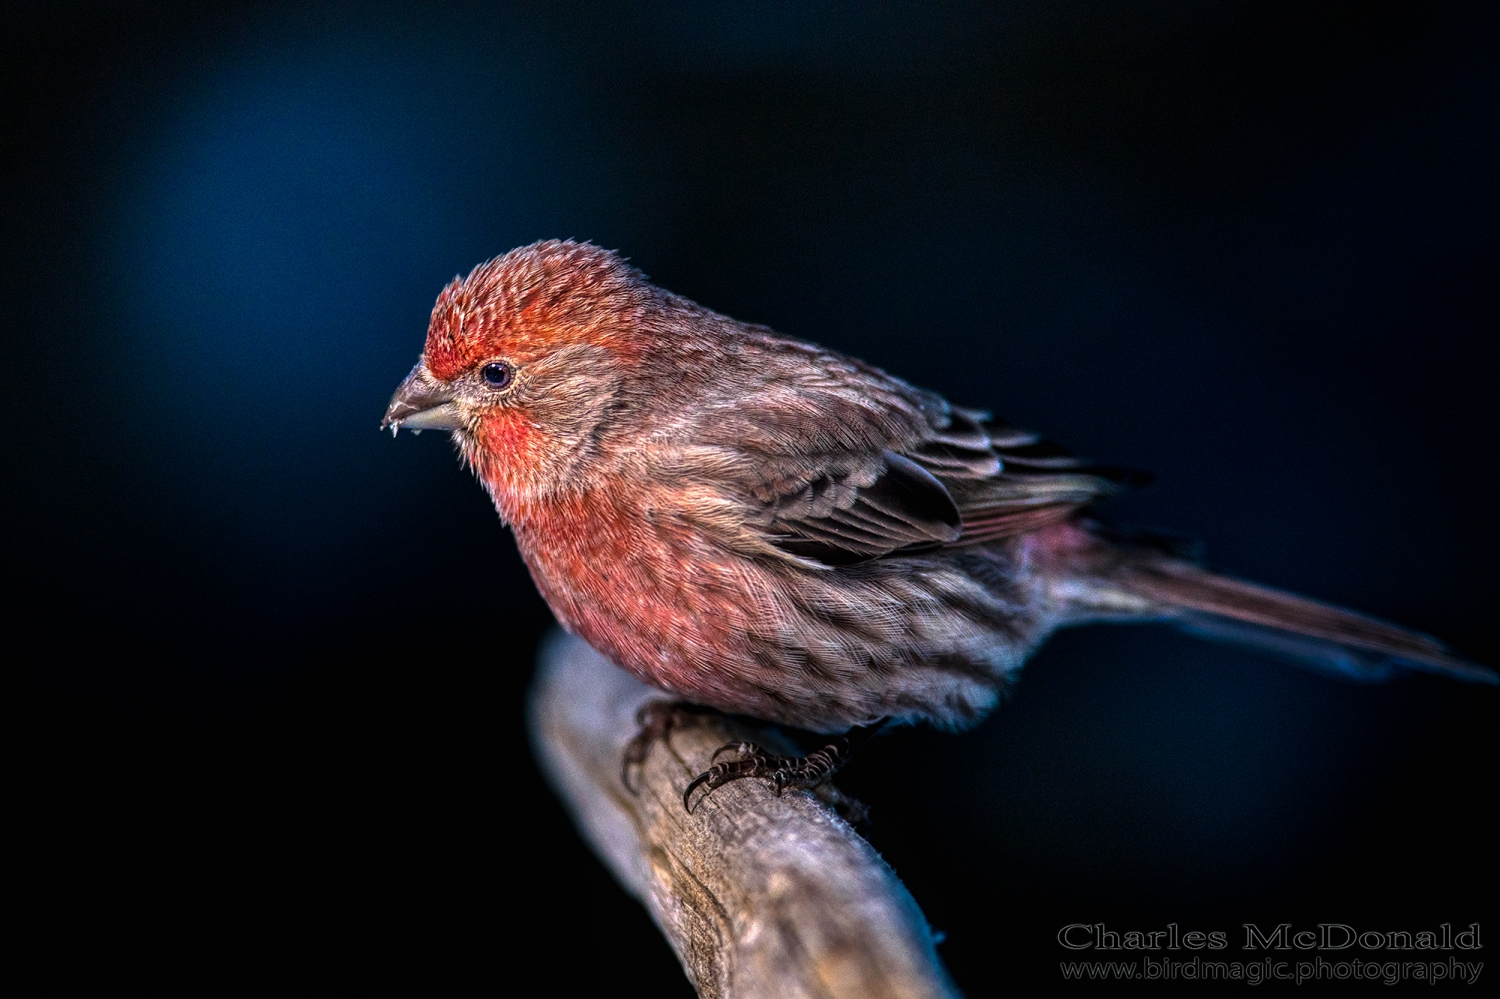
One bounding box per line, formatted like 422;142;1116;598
481;362;513;389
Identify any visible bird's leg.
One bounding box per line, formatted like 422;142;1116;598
621;700;720;793
683;720;887;814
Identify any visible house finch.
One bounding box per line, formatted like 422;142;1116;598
383;241;1493;800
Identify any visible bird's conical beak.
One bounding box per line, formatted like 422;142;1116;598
382;362;464;435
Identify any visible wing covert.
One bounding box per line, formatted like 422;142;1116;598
682;333;1141;565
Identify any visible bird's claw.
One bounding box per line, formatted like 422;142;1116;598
621;700;718;793
683;745;807;812
709;741;760;765
682;720;888;814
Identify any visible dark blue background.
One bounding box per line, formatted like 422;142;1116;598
5;2;1496;992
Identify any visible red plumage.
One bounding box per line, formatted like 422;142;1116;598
384;240;1493;735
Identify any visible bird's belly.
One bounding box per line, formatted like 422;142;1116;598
517;520;1047;732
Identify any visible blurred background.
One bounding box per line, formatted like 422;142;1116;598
5;1;1496;992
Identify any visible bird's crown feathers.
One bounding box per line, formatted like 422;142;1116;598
424;240;652;380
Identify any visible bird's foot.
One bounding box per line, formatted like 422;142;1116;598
682;721;885;814
621;700;719;793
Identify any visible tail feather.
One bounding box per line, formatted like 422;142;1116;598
1110;558;1496;685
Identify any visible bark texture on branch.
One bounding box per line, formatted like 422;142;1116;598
527;630;960;999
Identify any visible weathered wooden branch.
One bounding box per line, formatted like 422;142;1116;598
527;630;959;999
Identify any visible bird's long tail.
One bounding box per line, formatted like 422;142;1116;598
1080;548;1495;685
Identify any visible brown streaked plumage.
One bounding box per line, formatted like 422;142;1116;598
383;240;1494;736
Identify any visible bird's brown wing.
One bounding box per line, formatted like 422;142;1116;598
696;342;1137;565
926;411;1143;547
746;448;964;565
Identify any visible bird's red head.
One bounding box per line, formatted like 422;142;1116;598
382;241;668;520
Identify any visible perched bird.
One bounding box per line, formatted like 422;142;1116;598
383;240;1492;802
